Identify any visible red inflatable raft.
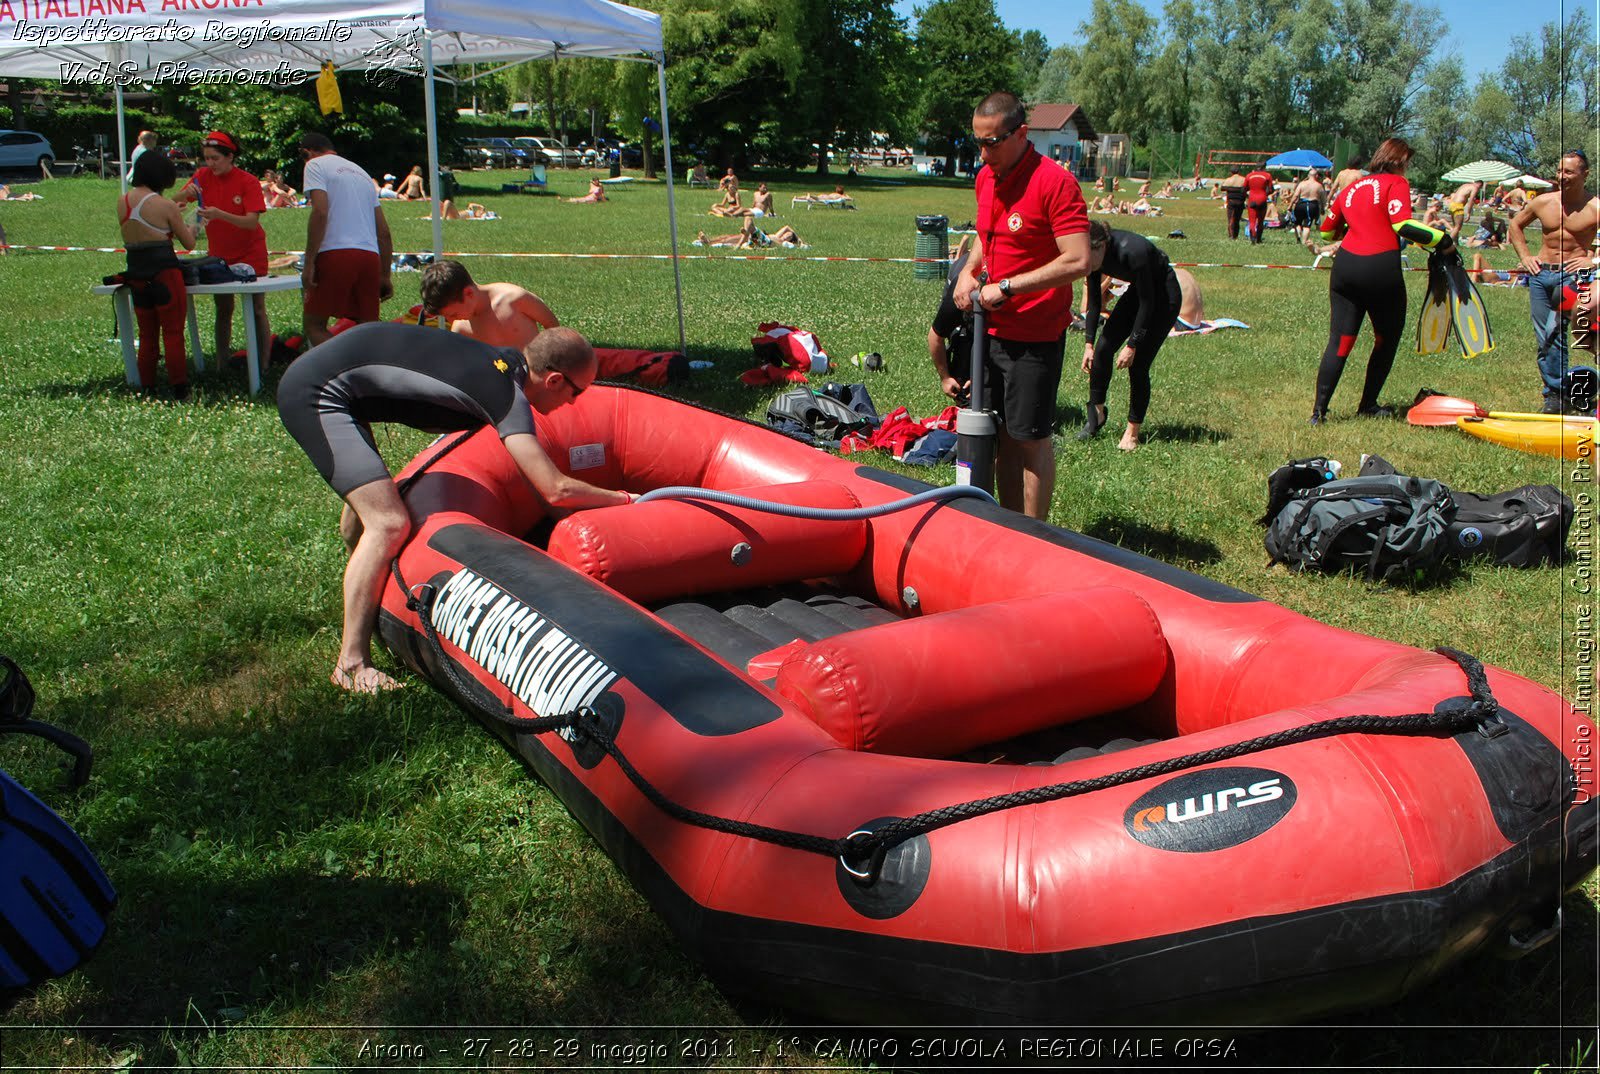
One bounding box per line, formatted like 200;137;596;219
377;385;1597;1026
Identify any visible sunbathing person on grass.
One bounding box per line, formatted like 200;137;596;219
695;216;803;248
567;177;608;204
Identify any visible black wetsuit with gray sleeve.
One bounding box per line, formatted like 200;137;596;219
278;321;535;495
1083;229;1181;425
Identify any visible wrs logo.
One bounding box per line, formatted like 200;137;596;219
1124;767;1297;852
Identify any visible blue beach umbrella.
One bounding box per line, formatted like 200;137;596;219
1264;149;1334;171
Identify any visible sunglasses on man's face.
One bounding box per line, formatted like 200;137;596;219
974;125;1021;149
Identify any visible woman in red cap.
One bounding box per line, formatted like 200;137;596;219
175;130;271;365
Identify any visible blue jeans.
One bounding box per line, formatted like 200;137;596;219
1528;265;1579;398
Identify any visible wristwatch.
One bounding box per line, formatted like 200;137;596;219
998;278;1014;298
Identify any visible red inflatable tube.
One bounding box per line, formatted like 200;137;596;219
548;481;866;603
777;587;1167;757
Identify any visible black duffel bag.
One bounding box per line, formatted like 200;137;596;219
1357;454;1574;567
1442;485;1574;567
180;255;233;285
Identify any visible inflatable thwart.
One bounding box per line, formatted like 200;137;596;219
377;385;1597;1026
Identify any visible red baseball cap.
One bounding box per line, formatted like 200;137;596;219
201;131;237;153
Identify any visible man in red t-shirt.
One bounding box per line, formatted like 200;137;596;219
953;91;1090;520
1244;166;1276;244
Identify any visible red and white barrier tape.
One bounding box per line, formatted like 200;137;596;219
0;244;1522;274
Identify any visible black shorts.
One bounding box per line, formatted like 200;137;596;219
277;361;393;497
1291;199;1322;228
983;334;1066;441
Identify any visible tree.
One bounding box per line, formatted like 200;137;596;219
1331;0;1436;147
1150;0;1202;134
1412;55;1468;183
660;0;803;169
1064;0;1159;143
1191;0;1299;145
1015;29;1051;94
185;78;436;176
1461;75;1514;165
788;0;912;172
913;0;1021;167
1494;10;1598;171
1031;46;1074;104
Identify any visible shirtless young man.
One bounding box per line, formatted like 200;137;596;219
1444;180;1483;238
419;259;559;349
1329;154;1364;201
1508;150;1600;412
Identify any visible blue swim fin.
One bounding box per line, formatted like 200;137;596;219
0;657;116;995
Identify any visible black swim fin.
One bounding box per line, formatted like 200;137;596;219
1442;252;1495;358
0;657;116;997
1415;251;1453;355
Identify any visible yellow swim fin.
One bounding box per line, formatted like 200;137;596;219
1443;253;1494;359
1415;252;1453;355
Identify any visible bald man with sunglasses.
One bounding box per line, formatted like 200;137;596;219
952;91;1091;519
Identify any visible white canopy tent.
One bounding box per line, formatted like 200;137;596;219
0;0;686;350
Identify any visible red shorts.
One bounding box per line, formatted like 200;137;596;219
305;249;382;323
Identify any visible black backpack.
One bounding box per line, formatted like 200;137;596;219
1259;456;1343;524
1265;475;1456;581
765;386;876;445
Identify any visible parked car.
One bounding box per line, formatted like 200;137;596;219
461;138;529;169
0;130;55;171
514;136;580;167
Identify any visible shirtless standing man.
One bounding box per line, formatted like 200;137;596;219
1508;150;1600;412
420;259;559;349
1329;154;1364;201
1290;169;1326;246
1444;179;1483;238
1219;167;1248;240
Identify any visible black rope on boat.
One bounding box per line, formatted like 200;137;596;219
396;555;1507;881
393;430;478;499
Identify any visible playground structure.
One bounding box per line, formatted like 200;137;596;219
1139;132;1362;181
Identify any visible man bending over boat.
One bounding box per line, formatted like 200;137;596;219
278;323;631;693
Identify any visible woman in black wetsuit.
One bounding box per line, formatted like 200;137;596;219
1310;137;1420;423
1077;221;1182;450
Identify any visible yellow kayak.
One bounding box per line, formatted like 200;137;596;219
1456;415;1597;460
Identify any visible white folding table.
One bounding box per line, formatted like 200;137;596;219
92;274;303;396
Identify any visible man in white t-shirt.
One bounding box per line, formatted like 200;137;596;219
299;132;393;346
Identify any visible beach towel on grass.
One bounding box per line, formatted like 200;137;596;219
1170;318;1250;337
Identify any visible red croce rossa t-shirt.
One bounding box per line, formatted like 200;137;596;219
976;147;1089;342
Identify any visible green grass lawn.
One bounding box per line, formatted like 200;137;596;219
0;165;1594;1071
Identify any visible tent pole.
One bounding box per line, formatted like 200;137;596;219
423;33;444;259
655;58;685;355
114;47;128;193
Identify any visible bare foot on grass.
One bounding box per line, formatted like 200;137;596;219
332;664;402;693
